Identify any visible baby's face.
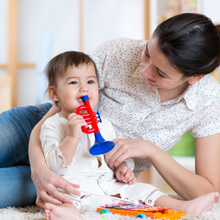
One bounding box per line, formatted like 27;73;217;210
55;63;99;116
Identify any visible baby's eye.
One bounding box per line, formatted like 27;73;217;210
87;80;95;84
69;81;78;85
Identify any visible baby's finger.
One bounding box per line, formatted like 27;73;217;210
122;168;130;179
128;177;136;184
127;173;136;184
124;170;136;183
69;113;84;122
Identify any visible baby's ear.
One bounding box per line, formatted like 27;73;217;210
48;86;59;101
188;74;204;85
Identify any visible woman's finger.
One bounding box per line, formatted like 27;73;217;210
39;189;63;205
36;197;44;208
108;145;131;169
37;172;81;205
48;181;80;204
104;138;120;163
53;178;81;196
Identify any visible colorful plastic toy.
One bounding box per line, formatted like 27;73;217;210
97;203;186;219
75;95;115;155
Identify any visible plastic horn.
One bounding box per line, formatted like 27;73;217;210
75;95;115;155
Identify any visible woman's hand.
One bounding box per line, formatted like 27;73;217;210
32;166;80;208
105;138;156;170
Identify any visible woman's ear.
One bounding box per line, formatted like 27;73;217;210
48;86;59;101
188;74;204;85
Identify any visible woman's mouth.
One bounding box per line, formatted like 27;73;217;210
148;78;156;82
146;78;157;85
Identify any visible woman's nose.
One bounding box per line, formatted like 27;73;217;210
141;61;154;78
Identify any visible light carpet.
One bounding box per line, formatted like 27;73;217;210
1;203;220;220
1;195;220;220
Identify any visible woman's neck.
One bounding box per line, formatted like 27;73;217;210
158;82;189;102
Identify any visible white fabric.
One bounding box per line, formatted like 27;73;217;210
89;37;220;174
40;113;116;176
40;113;165;208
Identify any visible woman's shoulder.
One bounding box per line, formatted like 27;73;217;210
199;74;220;96
183;74;220;111
189;75;220;137
110;37;147;47
195;74;220;108
202;74;220;84
93;38;147;54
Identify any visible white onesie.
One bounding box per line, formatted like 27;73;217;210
40;113;165;209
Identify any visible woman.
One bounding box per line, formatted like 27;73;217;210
29;12;220;207
1;13;220;208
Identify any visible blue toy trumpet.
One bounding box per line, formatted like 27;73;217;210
75;95;115;155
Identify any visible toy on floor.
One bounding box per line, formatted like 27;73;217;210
75;95;115;155
97;202;186;219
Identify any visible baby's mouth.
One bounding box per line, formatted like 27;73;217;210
77;97;84;105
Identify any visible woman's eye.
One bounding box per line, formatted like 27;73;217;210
157;71;165;78
145;44;150;58
145;50;150;58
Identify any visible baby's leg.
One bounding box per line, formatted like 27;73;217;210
44;203;82;220
155;192;219;215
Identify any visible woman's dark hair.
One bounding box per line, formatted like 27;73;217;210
154;13;220;77
46;51;98;87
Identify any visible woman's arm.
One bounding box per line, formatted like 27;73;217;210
28;104;80;208
105;135;220;200
149;133;220;200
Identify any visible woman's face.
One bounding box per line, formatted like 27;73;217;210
141;36;190;90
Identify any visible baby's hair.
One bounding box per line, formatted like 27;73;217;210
154;13;220;77
45;51;97;88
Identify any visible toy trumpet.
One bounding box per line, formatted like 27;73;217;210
75;95;115;155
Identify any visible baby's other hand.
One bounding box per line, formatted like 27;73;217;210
115;162;136;184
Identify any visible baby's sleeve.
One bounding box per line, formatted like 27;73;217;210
40;121;68;175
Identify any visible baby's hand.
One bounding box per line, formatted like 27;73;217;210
67;113;87;139
115;162;136;184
